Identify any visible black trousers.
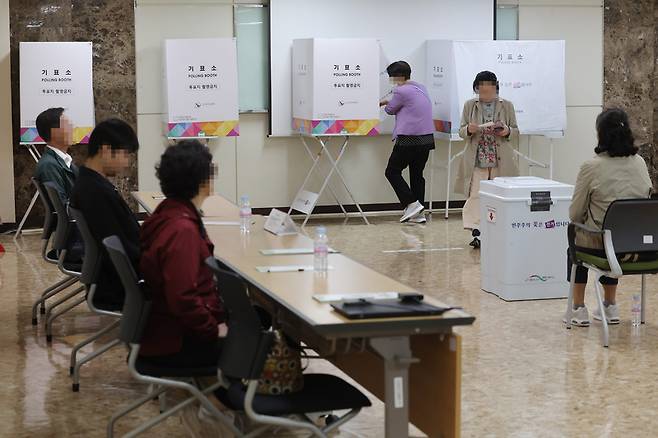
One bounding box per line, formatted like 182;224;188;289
385;144;431;208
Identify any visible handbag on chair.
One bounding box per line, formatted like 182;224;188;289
252;330;304;395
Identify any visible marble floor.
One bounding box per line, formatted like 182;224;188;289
2;214;658;437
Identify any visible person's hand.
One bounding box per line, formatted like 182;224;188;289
494;124;510;137
379;100;389;107
467;123;480;135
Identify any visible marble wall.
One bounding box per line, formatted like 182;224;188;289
9;0;137;228
603;0;658;187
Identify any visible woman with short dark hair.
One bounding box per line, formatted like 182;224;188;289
565;108;652;327
138;139;224;366
380;61;435;224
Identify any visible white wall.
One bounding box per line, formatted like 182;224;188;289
135;0;603;210
0;0;16;223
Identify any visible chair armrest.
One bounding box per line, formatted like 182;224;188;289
602;230;623;278
568;223;603;264
569;223;623;278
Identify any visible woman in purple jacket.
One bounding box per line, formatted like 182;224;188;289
380;61;435;224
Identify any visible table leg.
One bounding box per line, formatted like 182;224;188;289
370;337;416;438
331;332;462;438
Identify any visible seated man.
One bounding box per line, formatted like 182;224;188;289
138;140;224;366
69;118;140;311
34;107;82;261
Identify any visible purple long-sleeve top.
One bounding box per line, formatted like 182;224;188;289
384;81;434;139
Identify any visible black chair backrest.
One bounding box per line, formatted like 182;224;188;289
43;182;72;251
602;199;658;254
205;257;274;380
32;177;57;240
69;207;102;286
103;236;151;344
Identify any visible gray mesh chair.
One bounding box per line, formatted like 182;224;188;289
42;182;86;343
103;236;241;438
566;199;658;347
30;178;78;325
68;207;122;392
206;257;371;438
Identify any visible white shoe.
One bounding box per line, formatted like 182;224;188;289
592;303;620;324
400;201;424;223
408;211;427;224
563;306;590;327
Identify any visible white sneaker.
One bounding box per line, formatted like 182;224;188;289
592;303;620;324
400;201;424;223
563;306;590;327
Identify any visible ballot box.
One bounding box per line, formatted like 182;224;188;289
479;177;574;301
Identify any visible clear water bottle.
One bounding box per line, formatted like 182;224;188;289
631;293;642;326
314;226;329;273
239;195;252;233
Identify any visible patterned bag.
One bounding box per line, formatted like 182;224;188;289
254;330;304;395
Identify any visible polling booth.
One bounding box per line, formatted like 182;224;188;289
291;38;380;136
288;38;380;226
163;38;239;139
479;177;574;301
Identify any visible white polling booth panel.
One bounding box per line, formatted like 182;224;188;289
163;38;239;138
292;38;380;136
427;39;567;138
480;177;574;301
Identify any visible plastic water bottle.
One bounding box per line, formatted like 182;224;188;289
631;293;642;327
239;195;252;233
314;226;329;273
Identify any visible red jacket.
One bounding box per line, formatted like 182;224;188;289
139;198;224;356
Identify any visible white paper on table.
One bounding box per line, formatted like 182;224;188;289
312;292;400;303
202;220;241;226
255;265;334;273
259;248;338;256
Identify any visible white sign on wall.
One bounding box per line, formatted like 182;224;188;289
19;42;95;144
427;40;567;138
164;38;239;138
292;38;380;136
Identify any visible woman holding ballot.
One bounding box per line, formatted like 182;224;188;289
457;71;519;248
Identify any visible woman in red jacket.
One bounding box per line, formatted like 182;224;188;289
138;139;223;366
